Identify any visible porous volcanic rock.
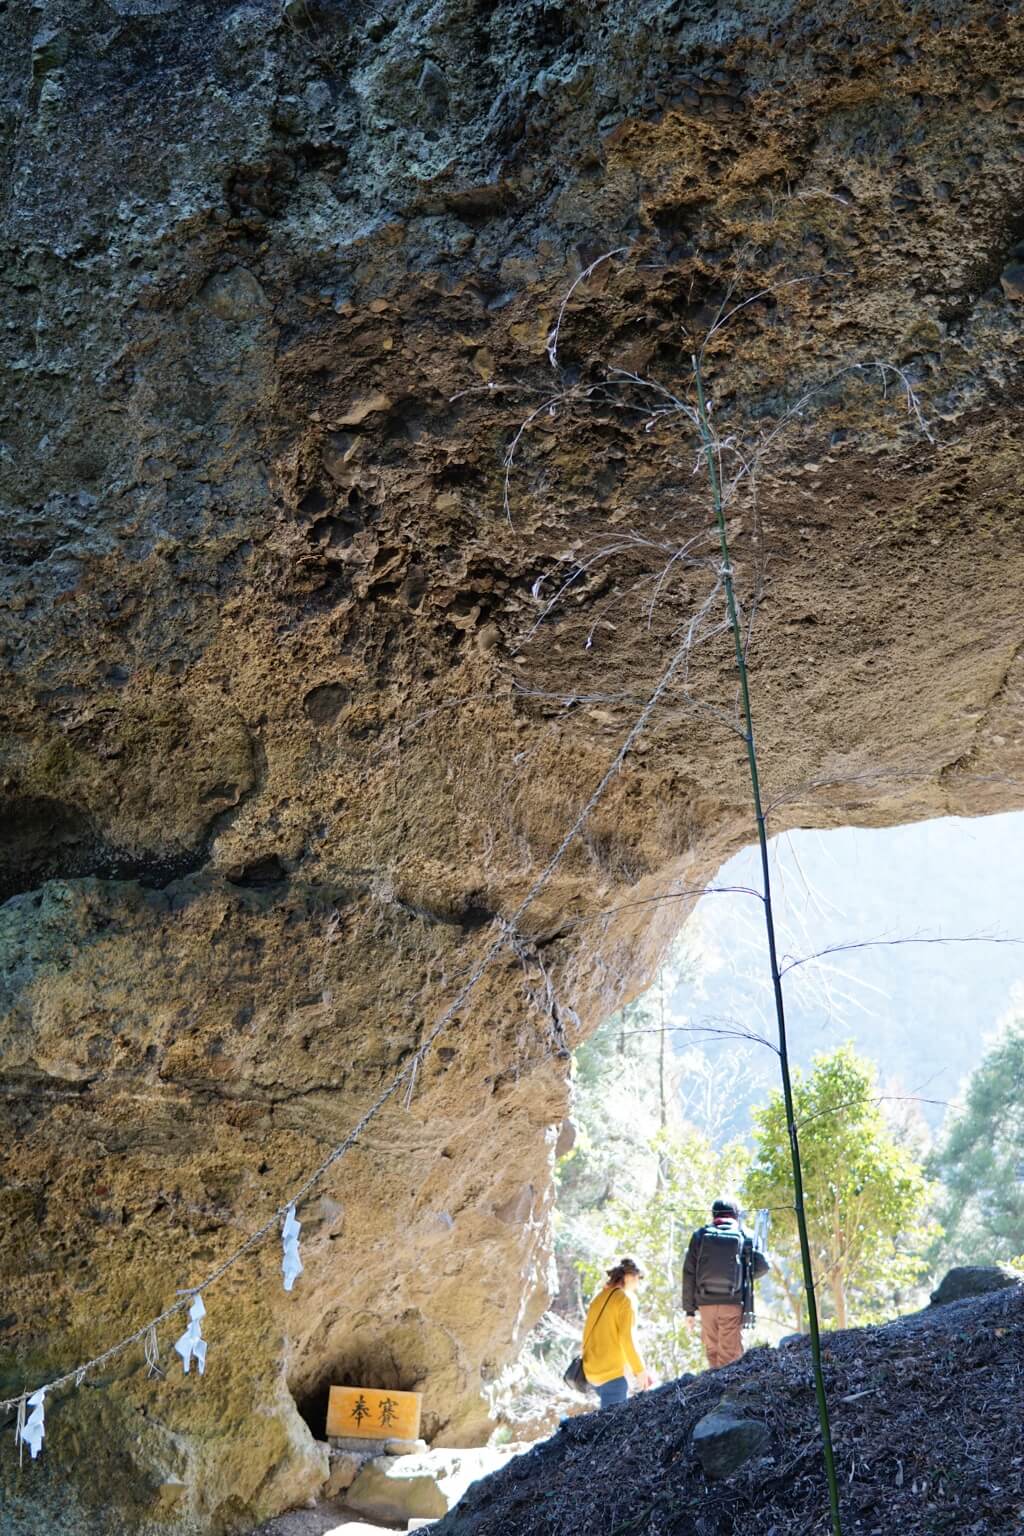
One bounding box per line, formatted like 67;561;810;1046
3;2;1024;1532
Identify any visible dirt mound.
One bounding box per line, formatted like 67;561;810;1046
435;1286;1024;1536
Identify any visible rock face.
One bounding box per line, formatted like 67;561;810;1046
3;2;1024;1531
930;1265;1022;1304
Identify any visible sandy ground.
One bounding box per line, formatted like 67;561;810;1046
251;1503;409;1536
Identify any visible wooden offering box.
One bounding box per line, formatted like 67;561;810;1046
326;1385;422;1442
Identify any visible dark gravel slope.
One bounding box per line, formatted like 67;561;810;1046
437;1286;1024;1536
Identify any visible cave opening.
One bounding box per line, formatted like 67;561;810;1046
557;809;1024;1209
292;1379;332;1443
670;811;1024;1130
288;1316;437;1444
536;810;1024;1415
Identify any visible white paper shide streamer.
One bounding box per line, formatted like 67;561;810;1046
281;1205;302;1293
0;608;699;1454
16;1388;46;1461
174;1295;208;1376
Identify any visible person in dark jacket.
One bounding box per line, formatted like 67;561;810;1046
682;1198;770;1369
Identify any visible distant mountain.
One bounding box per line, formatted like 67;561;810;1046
669;813;1024;1136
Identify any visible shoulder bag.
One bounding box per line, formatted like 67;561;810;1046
563;1287;617;1395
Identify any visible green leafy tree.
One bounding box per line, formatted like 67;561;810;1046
579;1127;749;1378
931;1012;1024;1266
744;1045;936;1330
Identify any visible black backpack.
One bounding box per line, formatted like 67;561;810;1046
695;1224;747;1300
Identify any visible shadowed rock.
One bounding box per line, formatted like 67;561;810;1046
930;1265;1021;1305
691;1406;771;1479
4;0;1024;1529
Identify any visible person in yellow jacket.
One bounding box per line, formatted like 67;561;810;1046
581;1257;655;1409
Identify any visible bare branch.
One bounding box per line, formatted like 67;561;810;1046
618;1020;780;1055
794;1092;953;1133
546;246;630;369
779;932;1024;977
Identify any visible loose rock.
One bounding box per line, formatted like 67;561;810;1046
346;1448;524;1525
691;1406;771;1479
324;1451;363;1497
346;1458;449;1524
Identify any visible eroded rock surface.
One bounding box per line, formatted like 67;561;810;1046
3;1;1024;1530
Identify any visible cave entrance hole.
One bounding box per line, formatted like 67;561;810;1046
549;811;1024;1325
289;1314;443;1443
664;812;1024;1132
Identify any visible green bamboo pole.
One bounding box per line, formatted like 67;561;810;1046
692;356;843;1536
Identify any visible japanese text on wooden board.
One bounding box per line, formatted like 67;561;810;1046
326;1385;422;1441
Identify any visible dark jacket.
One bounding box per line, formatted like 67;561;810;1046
682;1217;770;1314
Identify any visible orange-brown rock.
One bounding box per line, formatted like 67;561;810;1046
2;2;1024;1531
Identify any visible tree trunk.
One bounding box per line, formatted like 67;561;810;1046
780;1270;805;1332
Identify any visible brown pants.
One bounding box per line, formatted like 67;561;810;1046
699;1303;743;1369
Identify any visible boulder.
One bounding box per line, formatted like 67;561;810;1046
324;1451;364;1498
345;1458;449;1524
197;266;268;322
344;1448;523;1525
692;1408;770;1479
930;1266;1021;1305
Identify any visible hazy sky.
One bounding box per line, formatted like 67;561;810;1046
669;811;1024;1134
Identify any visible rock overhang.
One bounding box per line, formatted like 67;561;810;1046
2;1;1024;1530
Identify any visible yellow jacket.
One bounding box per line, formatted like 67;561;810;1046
581;1285;644;1385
